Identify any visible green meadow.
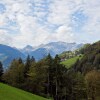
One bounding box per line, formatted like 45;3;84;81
0;83;49;100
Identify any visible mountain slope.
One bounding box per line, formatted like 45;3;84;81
72;41;100;73
0;44;25;68
0;83;49;100
21;42;84;60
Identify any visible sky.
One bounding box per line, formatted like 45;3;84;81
0;0;100;48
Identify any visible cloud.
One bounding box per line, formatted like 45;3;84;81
82;0;100;34
0;0;100;48
0;30;13;45
45;25;75;43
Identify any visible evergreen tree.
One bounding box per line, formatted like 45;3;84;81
0;61;3;81
54;55;60;99
24;55;31;78
53;55;66;100
31;56;35;63
45;54;53;98
28;59;47;95
18;57;23;64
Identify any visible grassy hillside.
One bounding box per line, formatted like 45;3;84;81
0;83;49;100
61;55;83;68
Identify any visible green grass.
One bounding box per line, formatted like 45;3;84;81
61;55;83;68
0;83;49;100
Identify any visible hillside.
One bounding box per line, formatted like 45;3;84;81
0;83;49;100
61;55;83;68
72;41;100;73
0;44;25;68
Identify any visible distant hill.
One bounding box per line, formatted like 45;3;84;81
21;42;84;60
0;83;49;100
0;44;25;68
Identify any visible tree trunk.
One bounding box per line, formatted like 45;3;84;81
55;79;58;100
47;69;50;98
55;64;58;100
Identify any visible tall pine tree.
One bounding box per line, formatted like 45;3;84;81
45;54;53;98
24;55;31;78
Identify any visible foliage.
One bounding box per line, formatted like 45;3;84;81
85;70;100;100
0;61;3;81
3;58;25;87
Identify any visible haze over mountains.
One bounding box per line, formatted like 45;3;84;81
0;41;84;68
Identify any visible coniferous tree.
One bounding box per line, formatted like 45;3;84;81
45;54;53;98
28;59;47;95
53;55;64;100
31;56;35;63
55;55;60;98
24;55;31;78
0;61;3;81
18;57;23;64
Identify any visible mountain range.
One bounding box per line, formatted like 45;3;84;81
0;42;84;68
21;42;84;60
0;44;25;68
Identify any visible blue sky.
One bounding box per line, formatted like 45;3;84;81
0;0;100;48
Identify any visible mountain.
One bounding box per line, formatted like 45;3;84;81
40;42;83;54
20;45;34;55
0;42;84;67
0;44;25;68
21;42;84;60
29;48;55;60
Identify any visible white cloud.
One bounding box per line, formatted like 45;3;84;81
82;0;100;35
47;0;71;25
47;0;83;25
55;25;74;42
0;30;12;45
0;14;6;26
45;25;75;43
0;0;100;48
